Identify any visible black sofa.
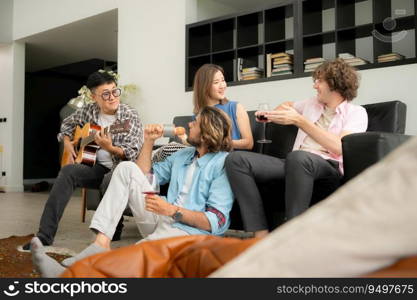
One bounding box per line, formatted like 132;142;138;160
79;100;410;231
169;101;410;230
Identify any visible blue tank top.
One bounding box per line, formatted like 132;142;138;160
215;101;241;140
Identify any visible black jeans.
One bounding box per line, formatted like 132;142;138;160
38;163;111;245
225;150;341;231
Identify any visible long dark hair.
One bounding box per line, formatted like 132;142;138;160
193;64;228;114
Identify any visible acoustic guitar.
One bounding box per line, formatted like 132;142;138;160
61;121;130;167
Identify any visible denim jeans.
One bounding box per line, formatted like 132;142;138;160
37;163;110;245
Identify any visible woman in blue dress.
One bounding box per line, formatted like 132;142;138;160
192;64;253;150
152;64;253;162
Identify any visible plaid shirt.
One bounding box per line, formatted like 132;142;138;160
58;102;143;167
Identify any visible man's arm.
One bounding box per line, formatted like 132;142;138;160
136;124;163;174
265;105;346;156
95;129;126;159
57;107;87;142
144;196;211;232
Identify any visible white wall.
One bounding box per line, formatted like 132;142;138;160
0;42;25;192
4;0;417;188
0;0;13;43
0;45;13;190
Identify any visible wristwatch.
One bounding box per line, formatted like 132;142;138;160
171;206;183;222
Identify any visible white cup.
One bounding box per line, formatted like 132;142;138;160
163;124;176;138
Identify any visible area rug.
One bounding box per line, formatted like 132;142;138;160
0;235;72;278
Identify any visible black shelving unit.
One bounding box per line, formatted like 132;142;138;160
185;0;417;90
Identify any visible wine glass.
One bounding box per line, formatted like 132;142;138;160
143;173;160;196
256;103;272;144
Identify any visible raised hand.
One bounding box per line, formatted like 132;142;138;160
265;104;301;125
274;101;294;111
144;124;164;141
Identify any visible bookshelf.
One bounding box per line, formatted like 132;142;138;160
185;0;417;90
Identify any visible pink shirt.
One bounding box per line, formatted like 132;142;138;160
292;97;368;174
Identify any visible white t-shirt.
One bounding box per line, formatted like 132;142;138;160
174;157;198;208
96;113;116;169
300;106;336;155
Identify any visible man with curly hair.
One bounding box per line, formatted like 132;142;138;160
225;58;368;238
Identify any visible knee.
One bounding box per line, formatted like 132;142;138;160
114;161;137;176
285;151;313;170
58;164;77;178
225;152;250;172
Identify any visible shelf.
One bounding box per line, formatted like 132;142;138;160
188;53;211;59
265;5;294;43
304;30;336;39
265;38;293;45
188;24;211;57
187;55;211;88
237;45;264;69
185;0;417;89
211;49;235;55
212;51;235;82
237;12;263;48
337;23;374;38
304;32;336;61
303;0;336;36
336;0;373;29
212;18;235;53
374;15;416;32
337;24;374;62
237;43;263;50
265;39;294;55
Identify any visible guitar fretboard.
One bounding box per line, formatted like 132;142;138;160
80;122;128;149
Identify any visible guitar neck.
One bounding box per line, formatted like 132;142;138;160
80;125;112;148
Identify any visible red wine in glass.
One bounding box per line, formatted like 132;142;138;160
257;115;268;122
256;103;272;143
143;191;159;196
143;173;160;196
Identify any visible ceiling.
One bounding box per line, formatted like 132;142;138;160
22;2;287;73
212;0;288;11
23;9;117;72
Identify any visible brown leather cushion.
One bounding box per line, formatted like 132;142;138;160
364;256;417;278
61;235;417;278
61;235;259;278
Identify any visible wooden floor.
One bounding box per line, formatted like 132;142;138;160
0;191;140;252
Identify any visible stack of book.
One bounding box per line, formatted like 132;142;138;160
304;57;326;72
241;67;264;81
338;53;369;66
267;52;294;77
377;53;405;63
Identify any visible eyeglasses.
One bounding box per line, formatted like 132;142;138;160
95;88;122;101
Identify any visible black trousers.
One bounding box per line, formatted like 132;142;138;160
38;163;111;245
225;150;340;231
